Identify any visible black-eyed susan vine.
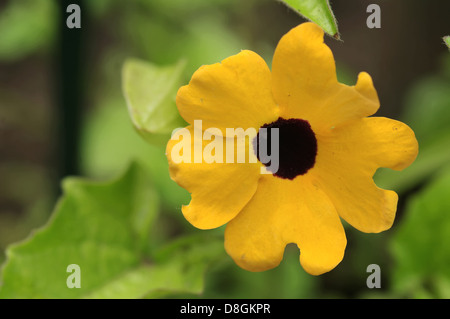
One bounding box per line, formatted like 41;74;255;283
4;0;450;300
166;23;418;275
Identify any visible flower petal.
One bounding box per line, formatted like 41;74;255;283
224;175;347;275
313;117;419;233
271;22;379;133
177;50;279;133
166;125;261;230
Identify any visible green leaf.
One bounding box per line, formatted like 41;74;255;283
390;165;450;298
278;0;339;39
0;163;158;298
444;36;450;50
122;58;187;146
0;163;222;298
85;236;224;299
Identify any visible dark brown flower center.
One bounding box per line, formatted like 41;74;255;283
253;117;317;180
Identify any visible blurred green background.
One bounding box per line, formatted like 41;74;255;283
0;0;450;298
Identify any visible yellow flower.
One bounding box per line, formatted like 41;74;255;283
166;22;418;275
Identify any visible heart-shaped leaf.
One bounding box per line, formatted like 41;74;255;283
0;163;223;298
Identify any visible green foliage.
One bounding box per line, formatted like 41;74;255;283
203;245;318;298
2;0;449;300
0;0;57;61
390;166;450;298
0;163;223;298
278;0;339;38
122;59;187;146
85;236;224;299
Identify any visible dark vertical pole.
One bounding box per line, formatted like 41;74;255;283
57;0;85;179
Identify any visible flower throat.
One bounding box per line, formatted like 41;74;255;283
253;117;317;180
